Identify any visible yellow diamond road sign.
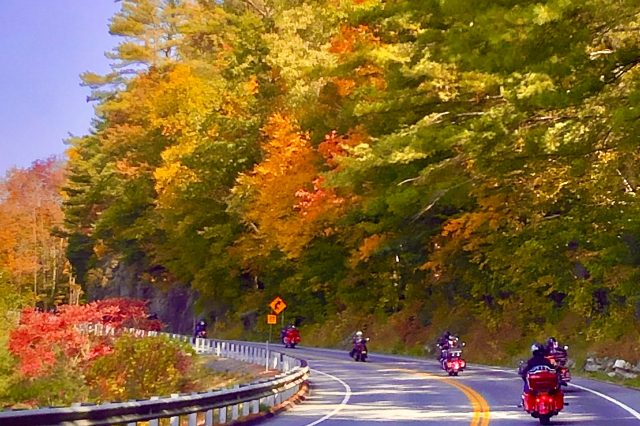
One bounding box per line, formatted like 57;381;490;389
269;296;287;315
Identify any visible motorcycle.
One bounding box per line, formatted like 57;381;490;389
437;339;466;376
441;349;466;376
196;330;207;339
283;327;301;348
351;337;370;362
521;365;564;425
545;345;571;386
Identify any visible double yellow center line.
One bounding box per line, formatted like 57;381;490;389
395;368;491;426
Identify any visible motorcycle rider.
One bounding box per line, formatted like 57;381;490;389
544;336;570;384
194;319;207;339
349;331;367;357
284;325;301;346
437;331;462;364
437;331;451;348
544;337;568;357
520;343;555;392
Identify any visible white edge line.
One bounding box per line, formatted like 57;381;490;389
473;365;640;420
568;382;640;420
304;368;352;426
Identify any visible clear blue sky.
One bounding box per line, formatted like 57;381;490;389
0;1;120;176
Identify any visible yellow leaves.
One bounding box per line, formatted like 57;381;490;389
154;139;199;208
245;75;259;95
440;211;502;252
115;160;143;178
532;3;562;25
354;234;385;263
515;73;556;99
355;64;387;90
413;59;460;101
146;64;219;139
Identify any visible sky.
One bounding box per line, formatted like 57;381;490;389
0;1;121;177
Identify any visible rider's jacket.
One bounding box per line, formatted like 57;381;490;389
521;353;553;378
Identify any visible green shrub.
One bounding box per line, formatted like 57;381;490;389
4;363;88;408
86;334;195;402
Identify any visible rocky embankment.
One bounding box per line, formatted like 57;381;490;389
584;356;640;379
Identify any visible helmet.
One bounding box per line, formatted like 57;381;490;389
531;343;544;355
355;331;363;337
199;320;205;325
547;337;557;346
290;325;296;329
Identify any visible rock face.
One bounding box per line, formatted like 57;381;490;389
86;260;197;335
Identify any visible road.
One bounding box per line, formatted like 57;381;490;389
260;345;640;425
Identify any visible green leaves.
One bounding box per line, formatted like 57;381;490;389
61;0;640;346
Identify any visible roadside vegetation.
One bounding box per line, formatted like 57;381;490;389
0;299;256;409
3;0;640;399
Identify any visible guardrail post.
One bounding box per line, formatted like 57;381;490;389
149;396;160;426
219;406;227;424
231;385;240;420
251;399;259;414
188;412;197;426
205;409;213;426
170;393;180;426
242;401;250;416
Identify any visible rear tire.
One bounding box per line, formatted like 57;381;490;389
539;415;551;425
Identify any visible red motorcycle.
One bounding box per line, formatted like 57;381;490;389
521;366;564;425
545;346;571;386
283;327;301;348
441;349;466;376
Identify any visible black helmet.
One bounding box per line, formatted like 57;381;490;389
531;343;545;355
444;330;451;337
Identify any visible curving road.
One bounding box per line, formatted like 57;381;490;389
260;345;640;425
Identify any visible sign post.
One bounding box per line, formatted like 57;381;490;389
266;297;287;372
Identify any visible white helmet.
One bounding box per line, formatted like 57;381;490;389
355;331;363;337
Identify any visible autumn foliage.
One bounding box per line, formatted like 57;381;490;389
85;334;194;402
8;298;162;378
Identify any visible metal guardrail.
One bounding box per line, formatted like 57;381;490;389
0;325;310;426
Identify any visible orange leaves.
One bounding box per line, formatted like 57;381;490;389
244;75;260;95
294;176;344;219
333;78;357;97
235;115;355;259
318;127;369;167
329;25;380;56
8;298;162;378
354;234;385;263
0;159;66;297
236;114;320;258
